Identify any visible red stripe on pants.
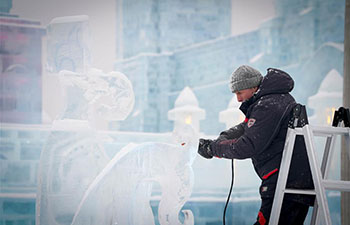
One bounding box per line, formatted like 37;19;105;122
258;211;266;225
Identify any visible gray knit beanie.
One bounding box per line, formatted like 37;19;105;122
229;65;263;93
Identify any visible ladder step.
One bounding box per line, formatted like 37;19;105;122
311;126;350;135
294;126;350;136
283;180;350;196
323;180;350;192
284;189;316;195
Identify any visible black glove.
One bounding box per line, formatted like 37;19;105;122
198;138;214;159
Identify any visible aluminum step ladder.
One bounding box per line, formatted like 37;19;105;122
269;106;350;225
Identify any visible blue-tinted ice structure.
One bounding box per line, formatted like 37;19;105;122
36;15;197;225
55;69;135;123
46;15;92;74
71;134;198;225
36;122;110;225
36;68;135;225
37;130;197;225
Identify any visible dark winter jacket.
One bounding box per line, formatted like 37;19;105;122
211;68;314;205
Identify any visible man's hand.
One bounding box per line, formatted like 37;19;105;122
198;138;214;159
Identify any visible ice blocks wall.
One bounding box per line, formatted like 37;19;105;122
119;0;231;58
256;0;345;105
116;0;345;135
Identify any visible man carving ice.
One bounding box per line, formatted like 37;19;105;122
198;65;315;225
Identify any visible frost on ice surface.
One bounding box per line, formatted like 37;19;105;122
299;7;313;16
249;52;264;64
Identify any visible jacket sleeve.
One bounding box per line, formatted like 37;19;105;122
210;101;288;159
216;122;245;141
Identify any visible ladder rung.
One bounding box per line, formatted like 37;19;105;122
312;126;350;135
294;126;350;136
323;180;350;192
284;189;316;195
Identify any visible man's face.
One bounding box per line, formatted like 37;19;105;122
235;87;258;102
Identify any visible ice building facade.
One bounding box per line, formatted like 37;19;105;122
115;0;345;135
118;0;231;59
0;10;45;124
0;14;46;225
255;0;345;106
115;0;234;133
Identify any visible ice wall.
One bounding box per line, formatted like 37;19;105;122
118;0;231;58
307;69;343;181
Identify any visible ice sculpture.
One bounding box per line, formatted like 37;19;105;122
46;15;92;73
37;118;197;225
71;126;198;225
36;69;135;225
36;124;110;225
56;68;135;123
38;15;197;225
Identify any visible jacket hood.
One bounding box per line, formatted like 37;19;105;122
255;68;294;98
239;68;294;115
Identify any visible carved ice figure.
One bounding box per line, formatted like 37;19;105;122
71;125;197;225
56;69;135;123
36;69;135;225
36;125;110;225
37;64;195;225
46;15;92;73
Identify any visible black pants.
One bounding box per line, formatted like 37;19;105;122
254;197;310;225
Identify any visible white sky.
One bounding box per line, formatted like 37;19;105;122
11;0;275;73
231;0;276;35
